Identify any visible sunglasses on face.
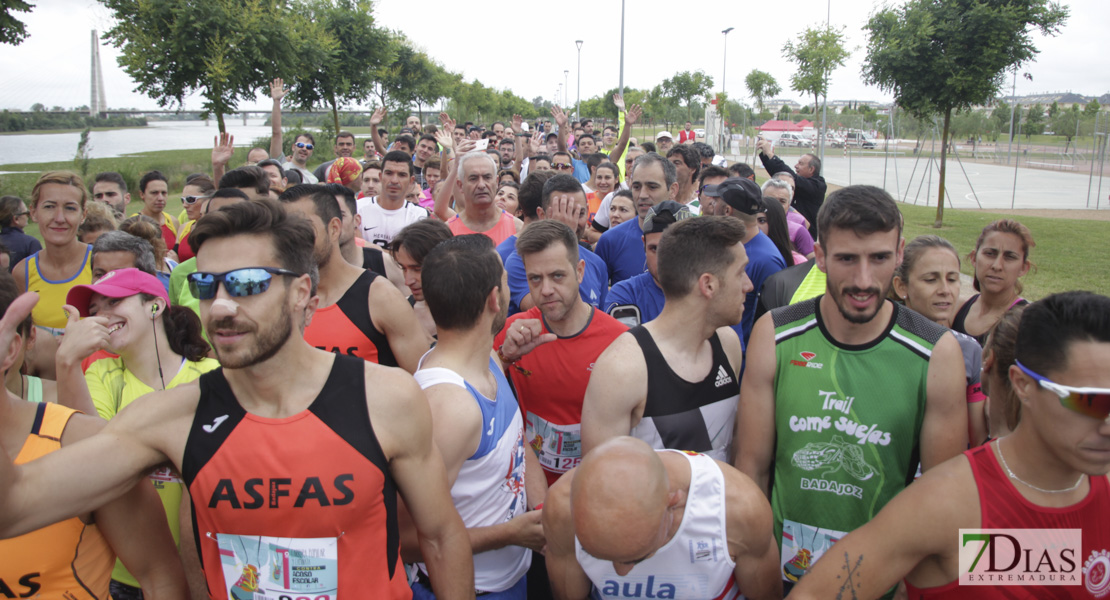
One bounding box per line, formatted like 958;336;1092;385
1015;360;1110;420
553;163;573;170
295;142;314;150
182;196;201;205
188;267;301;300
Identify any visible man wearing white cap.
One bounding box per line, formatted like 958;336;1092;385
655;131;674;154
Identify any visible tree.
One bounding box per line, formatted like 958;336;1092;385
863;0;1068;226
1085;99;1101;116
745;69;781;114
1024;102;1045;137
371;31;453;123
285;0;392;134
782;25;849;118
100;0;299;133
0;0;32;46
1051;103;1083;152
659;70;714;122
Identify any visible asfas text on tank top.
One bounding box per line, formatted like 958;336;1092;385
182;355;411;600
769;297;947;585
0;402;114;599
627;326;740;462
413;355;530;593
575;451;740;600
303;270;398;367
904;442;1110;599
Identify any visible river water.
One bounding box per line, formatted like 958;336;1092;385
0;119;278;166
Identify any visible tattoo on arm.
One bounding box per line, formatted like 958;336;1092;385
835;552;863;600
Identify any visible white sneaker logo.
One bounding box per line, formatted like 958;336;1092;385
203;415;230;433
714;366;733;388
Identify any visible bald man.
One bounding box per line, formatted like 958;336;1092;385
543;437;781;600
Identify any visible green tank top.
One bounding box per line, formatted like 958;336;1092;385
768;296;947;586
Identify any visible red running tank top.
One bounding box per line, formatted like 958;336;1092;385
303;270;397;367
447;211;517;246
905;441;1110;599
182;355;410;599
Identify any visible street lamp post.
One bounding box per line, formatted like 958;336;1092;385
722;27;734;155
575;40;584;122
564;70;569;108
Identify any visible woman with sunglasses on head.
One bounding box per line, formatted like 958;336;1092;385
952;219;1034;346
893;235;989;447
0;195;41;270
173;174;215;263
12;171;95;337
54;268;216;598
789;290;1110;600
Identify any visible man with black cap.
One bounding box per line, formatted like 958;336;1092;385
604;200;692;327
704;177;786;344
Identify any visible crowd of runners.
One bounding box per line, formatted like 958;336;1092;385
0;84;1106;600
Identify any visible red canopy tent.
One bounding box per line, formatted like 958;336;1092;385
757;119;804;132
797;119;815;128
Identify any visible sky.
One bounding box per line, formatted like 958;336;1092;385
0;0;1106;113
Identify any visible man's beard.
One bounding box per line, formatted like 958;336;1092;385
209;301;294;369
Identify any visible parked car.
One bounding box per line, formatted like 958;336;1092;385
844;131;877;149
695;128;706;138
819;133;846;148
777;133;813;148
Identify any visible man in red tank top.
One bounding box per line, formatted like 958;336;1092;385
447;152;520;245
0;200;474;599
280;184;431;373
789;291;1110;600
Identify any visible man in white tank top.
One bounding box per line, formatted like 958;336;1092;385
406;234;546;598
543;437;781;600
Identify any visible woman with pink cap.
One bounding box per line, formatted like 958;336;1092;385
54;267;216;596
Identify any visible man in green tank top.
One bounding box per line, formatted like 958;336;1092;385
735;185;967;595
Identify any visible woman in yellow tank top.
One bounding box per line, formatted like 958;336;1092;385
12;171;94;334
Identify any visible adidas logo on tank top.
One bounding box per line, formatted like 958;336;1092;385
714;365;732;388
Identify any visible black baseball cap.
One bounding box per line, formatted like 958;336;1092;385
641;200;693;235
717;177;764;215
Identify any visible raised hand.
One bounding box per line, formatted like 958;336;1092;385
439;111;456;131
550;105;569;128
370;106;387;127
529;131;543;154
269;78;287;102
456;139;478;155
511;114;523;134
612;93;625;111
212;132;234;167
626;104;643;126
546;193;582;232
0;293;37;373
57;304;111;365
435;128;454;151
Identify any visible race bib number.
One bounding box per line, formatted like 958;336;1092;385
526;413;581;474
779;519;847;583
217;533;338;600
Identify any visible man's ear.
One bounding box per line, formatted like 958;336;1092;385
814;241;827;273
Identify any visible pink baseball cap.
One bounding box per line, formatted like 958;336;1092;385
66;268;170;317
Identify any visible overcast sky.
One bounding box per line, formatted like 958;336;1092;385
0;0;1105;113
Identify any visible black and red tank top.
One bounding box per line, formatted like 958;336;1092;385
182;355;410;599
304;270;397;367
905;441;1110;599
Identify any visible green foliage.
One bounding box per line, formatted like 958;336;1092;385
99;0;300;133
658;70;714;122
1024;102;1045;137
284;0;389;133
782;25;849;113
744;70;781;114
0;110;146;132
0;0;32;46
862;0;1068;225
74;127;92;178
371;31;453;121
1047;100;1059;118
1085;100;1101;116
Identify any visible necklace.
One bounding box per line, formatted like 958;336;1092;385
997;437;1085;494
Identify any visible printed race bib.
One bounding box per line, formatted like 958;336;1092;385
779;519;847;583
526;413;581;474
217;533;338;600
